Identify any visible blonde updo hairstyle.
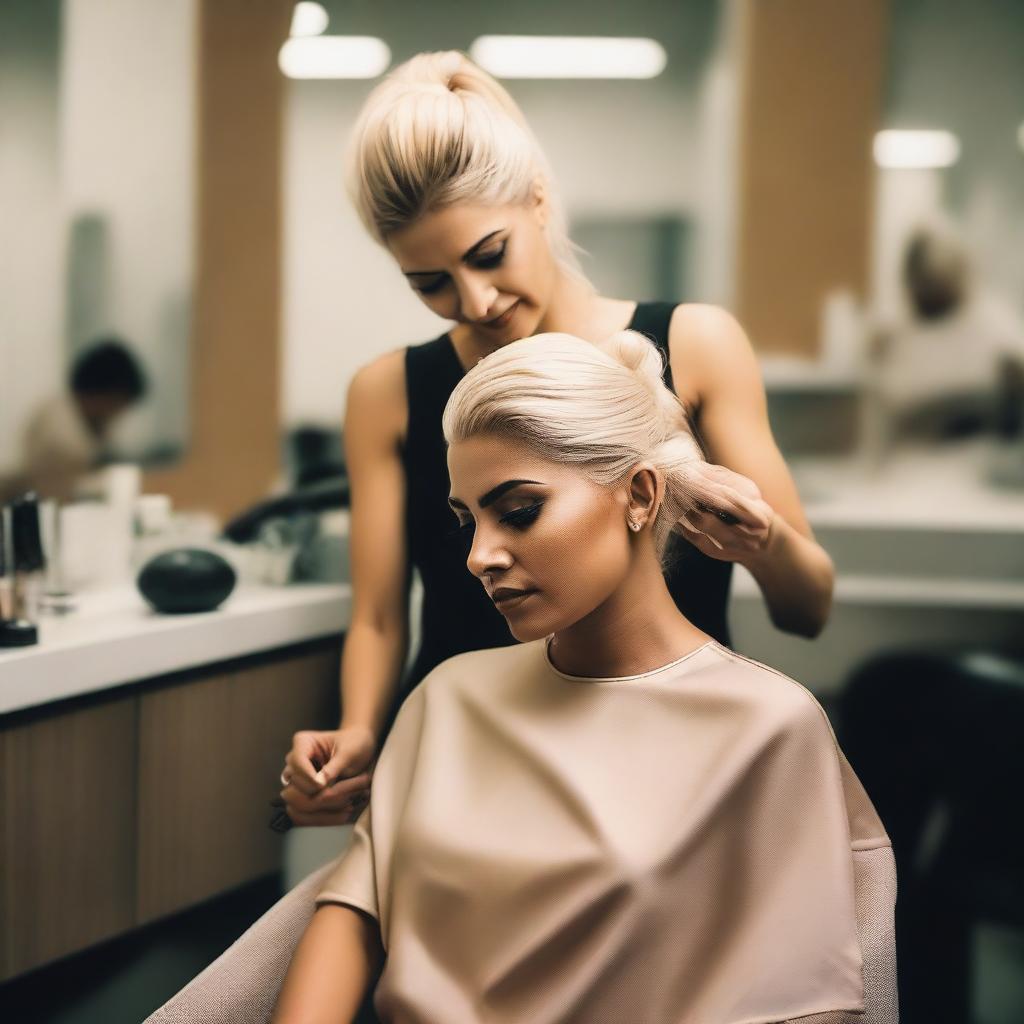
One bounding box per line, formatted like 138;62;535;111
443;331;726;564
347;50;584;277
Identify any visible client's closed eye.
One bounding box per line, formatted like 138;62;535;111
501;502;543;529
444;501;545;548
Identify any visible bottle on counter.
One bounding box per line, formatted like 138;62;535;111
11;493;45;623
0;504;11;622
132;493;175;570
0;494;43;647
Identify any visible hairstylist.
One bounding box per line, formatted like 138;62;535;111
280;51;834;827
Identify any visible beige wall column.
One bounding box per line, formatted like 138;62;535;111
734;0;889;356
146;0;292;521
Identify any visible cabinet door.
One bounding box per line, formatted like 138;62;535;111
0;697;137;980
136;642;339;923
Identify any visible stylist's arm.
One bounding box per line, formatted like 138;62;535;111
670;305;835;638
282;355;410;826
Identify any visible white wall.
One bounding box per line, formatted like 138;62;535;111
282;1;725;427
0;0;196;472
62;0;196;457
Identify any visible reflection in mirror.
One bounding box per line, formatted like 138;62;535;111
0;0;195;504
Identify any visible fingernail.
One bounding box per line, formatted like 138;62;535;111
314;770;327;786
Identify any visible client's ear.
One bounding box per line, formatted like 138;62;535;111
626;464;662;528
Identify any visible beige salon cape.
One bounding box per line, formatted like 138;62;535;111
318;639;891;1023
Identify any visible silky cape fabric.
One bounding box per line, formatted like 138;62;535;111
318;640;890;1024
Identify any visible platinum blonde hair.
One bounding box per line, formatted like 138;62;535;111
346;50;584;277
443;331;724;562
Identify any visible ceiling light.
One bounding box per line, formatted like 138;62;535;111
873;130;960;169
289;2;329;38
470;36;667;79
279;36;390;79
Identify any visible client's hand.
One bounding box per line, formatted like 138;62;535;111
676;463;775;564
281;725;377;826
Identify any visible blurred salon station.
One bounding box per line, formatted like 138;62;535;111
2;2;1023;1022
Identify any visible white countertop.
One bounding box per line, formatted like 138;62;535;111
795;440;1024;532
0;583;351;716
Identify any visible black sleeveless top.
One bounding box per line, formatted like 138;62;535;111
400;301;732;693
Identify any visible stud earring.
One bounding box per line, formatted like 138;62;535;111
628;518;642;532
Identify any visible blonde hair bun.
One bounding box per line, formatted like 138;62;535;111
345;50;581;275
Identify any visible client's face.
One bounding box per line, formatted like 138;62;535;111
447;433;631;642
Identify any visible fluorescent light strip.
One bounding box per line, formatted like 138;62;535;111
873;129;960;169
290;2;329;38
470;36;667;79
279;36;391;79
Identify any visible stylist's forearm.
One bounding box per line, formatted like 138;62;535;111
741;516;834;638
339;619;408;742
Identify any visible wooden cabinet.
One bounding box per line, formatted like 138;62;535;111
0;698;137;979
0;638;340;981
136;648;337;922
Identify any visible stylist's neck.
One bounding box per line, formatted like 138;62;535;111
535;270;601;338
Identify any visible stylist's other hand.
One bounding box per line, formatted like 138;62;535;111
676;463;774;564
281;725;377;826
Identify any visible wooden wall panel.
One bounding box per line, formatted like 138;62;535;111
144;0;293;522
736;0;889;355
135;643;339;923
0;697;137;979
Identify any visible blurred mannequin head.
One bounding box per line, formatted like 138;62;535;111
903;226;970;322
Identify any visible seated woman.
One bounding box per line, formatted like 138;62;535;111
272;331;894;1024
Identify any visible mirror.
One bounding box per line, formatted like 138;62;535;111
0;0;195;493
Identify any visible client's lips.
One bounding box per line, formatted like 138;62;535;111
489;586;536;607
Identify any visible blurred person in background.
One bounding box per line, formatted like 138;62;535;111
0;336;147;504
870;224;1024;443
280;50;836;831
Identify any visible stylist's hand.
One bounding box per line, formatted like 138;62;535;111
280;725;377;826
676;463;775;564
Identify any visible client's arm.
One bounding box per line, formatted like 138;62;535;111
272;903;384;1024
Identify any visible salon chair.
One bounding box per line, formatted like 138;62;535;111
144;848;897;1023
840;647;1024;1024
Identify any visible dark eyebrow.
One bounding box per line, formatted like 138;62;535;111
448;478;544;511
403;230;504;278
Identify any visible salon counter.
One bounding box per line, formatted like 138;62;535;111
0;584;350;981
730;440;1024;695
0;582;351;715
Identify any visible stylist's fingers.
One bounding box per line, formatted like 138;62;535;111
678;505;774;560
319;726;377;787
285;729;341;794
688;464;771;531
286;801;367;828
282;771;372;816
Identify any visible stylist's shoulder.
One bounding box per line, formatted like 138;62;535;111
666;304;761;409
345;347;408;444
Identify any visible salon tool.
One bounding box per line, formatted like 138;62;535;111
10;493;45;624
137;547;237;614
0;499;41;647
0;504;11;622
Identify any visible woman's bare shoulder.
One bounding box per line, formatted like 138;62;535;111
668;303;750;354
667;303;760;408
346;348;409;442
